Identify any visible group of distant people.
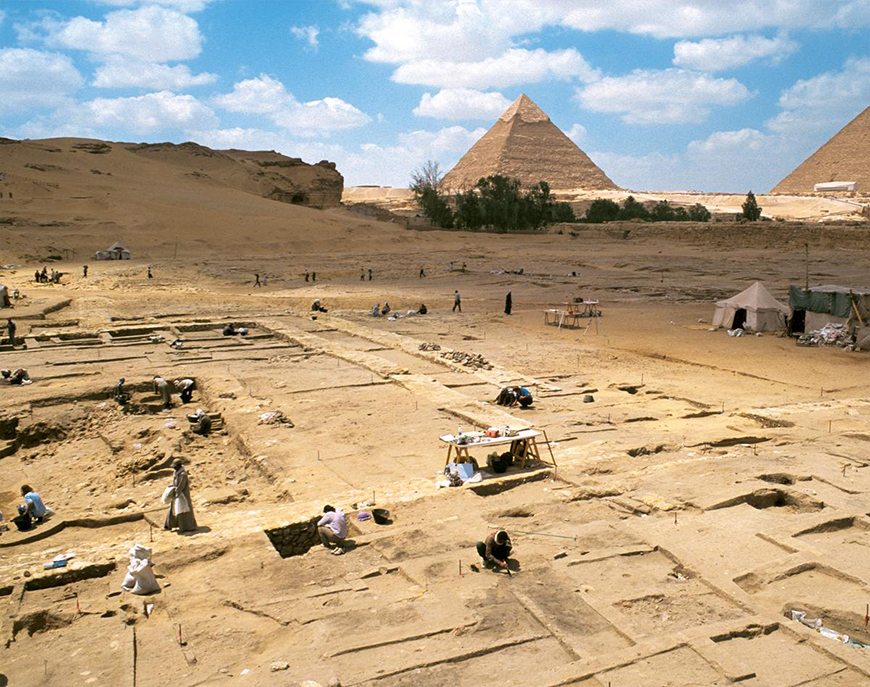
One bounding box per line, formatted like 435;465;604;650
371;302;427;317
34;266;61;284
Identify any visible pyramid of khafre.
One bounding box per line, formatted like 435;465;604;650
772;105;870;193
440;94;618;191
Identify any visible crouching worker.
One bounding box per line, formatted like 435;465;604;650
476;529;512;571
317;505;347;555
187;408;211;435
495;385;533;408
2;368;31;385
21;484;51;524
311;299;328;313
515;386;533;408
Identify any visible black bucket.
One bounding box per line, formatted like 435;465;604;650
372;508;392;525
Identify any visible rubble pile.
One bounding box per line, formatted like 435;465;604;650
439;350;493;370
419;342;441;351
797;323;855;349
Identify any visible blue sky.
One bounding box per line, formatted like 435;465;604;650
1;0;869;192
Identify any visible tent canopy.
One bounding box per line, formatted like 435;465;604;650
789;285;870;318
712;281;788;332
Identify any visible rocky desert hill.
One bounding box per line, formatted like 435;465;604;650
0;137;365;263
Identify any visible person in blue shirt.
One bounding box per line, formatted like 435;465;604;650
21;484;47;523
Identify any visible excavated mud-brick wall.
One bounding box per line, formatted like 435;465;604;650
264;517;321;558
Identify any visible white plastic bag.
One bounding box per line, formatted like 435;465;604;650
161;486;175;504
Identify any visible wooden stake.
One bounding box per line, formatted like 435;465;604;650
75;593;81;616
829;420;832;433
865;604;868;628
177;624;184;646
459;559;462;577
674;512;678;526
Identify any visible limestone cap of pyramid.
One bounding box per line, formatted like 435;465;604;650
499;94;550;124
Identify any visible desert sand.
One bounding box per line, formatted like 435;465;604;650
1;139;870;686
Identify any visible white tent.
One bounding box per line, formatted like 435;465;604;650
96;242;131;260
712;282;788;332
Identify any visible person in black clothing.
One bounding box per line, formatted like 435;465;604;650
6;318;16;347
13;504;33;531
504;291;512;315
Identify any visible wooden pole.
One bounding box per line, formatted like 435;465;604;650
132;625;138;687
804;243;810;291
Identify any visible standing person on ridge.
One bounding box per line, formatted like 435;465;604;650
453;290;461;313
505;291;512;315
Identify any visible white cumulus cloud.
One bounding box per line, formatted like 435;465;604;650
768;56;870;136
557;0;870;38
339;125;487;186
392;48;599;89
214;74;370;136
290;25;320;50
40;6;203;62
92;57;217;89
566;123;587;145
74;91;217;134
93;0;213;11
0;48;83;116
674;33;799;71
576;68;752;124
413;89;510;120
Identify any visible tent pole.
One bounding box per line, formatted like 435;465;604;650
804;243;810;291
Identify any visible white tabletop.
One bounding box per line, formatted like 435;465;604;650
439;428;541;448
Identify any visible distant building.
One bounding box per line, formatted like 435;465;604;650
813;181;858;192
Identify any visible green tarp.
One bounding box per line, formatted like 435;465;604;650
789;286;870;319
788;287;853;317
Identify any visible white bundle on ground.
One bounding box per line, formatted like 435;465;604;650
121;544;160;595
